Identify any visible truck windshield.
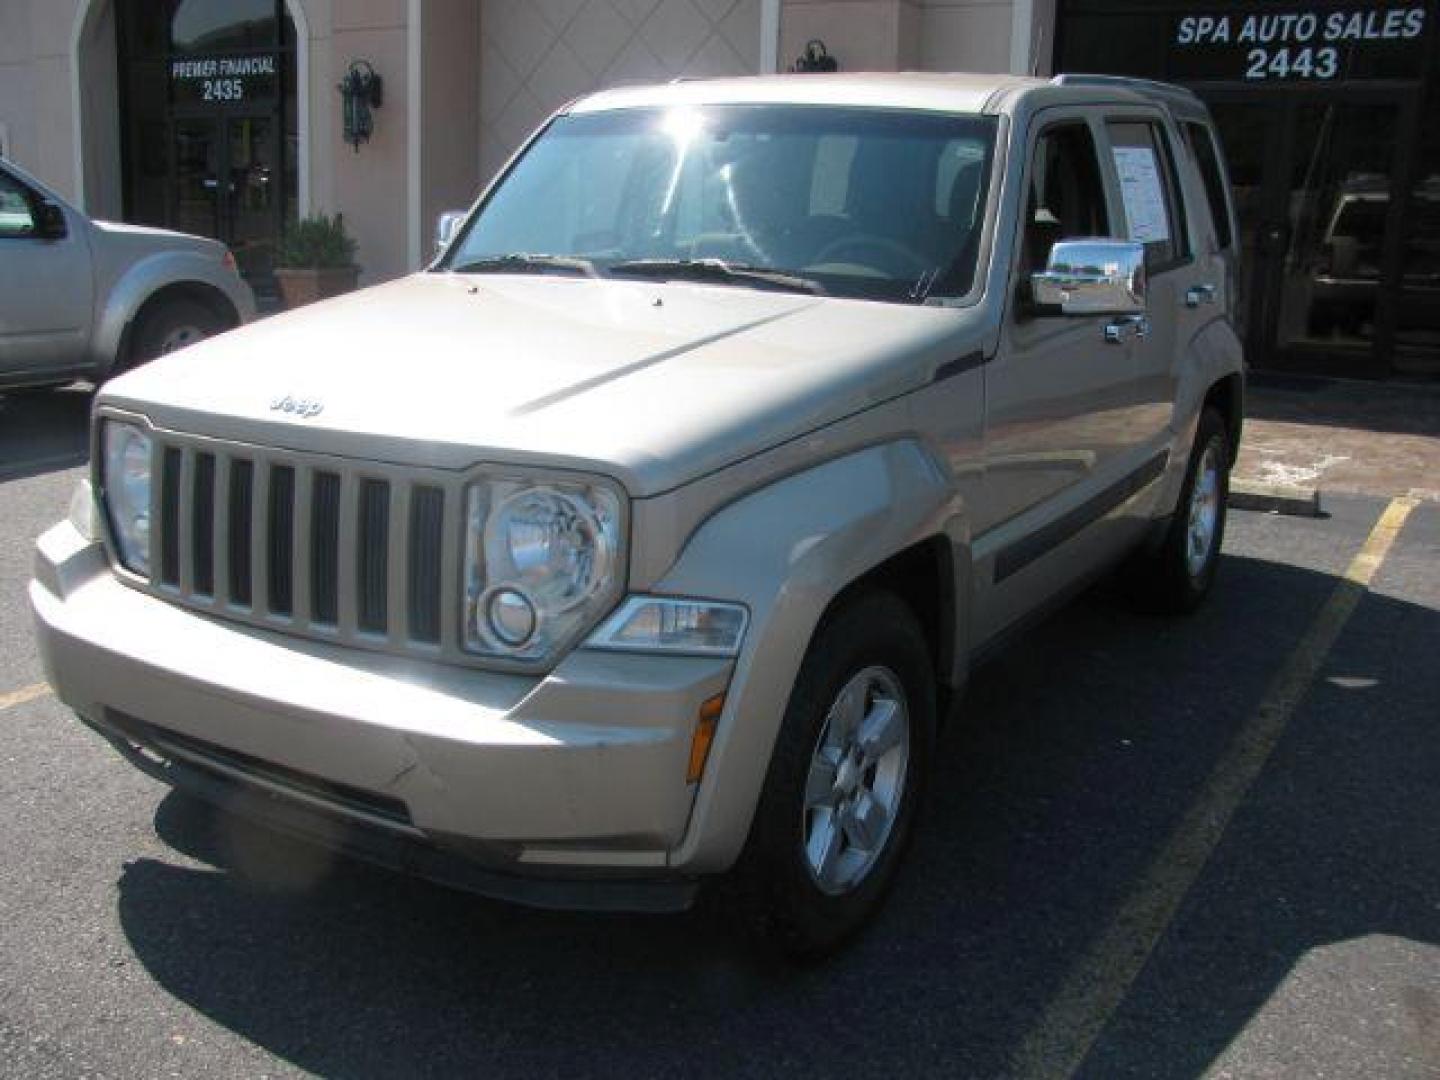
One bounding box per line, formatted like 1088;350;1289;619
444;105;999;304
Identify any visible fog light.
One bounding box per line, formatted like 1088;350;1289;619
487;588;537;646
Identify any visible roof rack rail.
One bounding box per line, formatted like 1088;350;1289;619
1050;73;1202;103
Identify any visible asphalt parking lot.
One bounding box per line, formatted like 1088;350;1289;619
2;387;1437;1079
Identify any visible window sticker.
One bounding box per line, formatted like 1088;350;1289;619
1112;145;1171;244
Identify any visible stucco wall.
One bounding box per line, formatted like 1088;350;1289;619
326;0;411;282
920;0;1014;72
779;0;920;71
0;0;85;200
477;0;764;180
777;0;1047;74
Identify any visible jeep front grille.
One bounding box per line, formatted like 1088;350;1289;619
138;435;463;657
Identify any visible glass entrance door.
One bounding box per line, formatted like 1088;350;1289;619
225;116;280;285
117;0;294;305
1206;92;1412;375
172;118;221;241
168;114;282;297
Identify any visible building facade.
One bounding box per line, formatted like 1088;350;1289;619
1;0;1434;376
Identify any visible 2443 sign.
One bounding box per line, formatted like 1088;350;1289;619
1174;6;1427;81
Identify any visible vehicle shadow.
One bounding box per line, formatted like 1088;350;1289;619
114;551;1439;1078
0;386;91;482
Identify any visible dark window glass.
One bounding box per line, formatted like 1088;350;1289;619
1021;123;1110;277
172;0;278;54
1106;120;1188;270
0;171;37;238
1185;122;1233;251
1206;103;1268;326
1395;75;1440;373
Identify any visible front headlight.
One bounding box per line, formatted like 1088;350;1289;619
101;421;152;576
463;476;624;661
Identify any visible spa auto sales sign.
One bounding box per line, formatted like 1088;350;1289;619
170;54;279;106
1173;5;1428;81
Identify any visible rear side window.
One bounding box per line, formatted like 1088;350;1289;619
1021;123;1110;277
1105;120;1189;270
1184;121;1234;251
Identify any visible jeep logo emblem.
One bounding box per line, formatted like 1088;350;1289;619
270;395;324;419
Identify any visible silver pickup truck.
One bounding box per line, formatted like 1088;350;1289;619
0;157;254;392
32;72;1243;955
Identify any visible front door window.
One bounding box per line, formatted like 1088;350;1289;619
0;171;37;238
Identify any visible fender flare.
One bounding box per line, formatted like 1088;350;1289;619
1154;317;1246;513
91;252;243;378
654;439;968;874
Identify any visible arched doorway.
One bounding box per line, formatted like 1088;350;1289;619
101;0;304;301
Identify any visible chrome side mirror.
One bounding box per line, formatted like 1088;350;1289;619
434;209;467;255
1030;239;1146;316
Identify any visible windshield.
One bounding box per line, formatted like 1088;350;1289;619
443;105;999;304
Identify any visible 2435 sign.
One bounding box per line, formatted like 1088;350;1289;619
170;54;279;106
1173;5;1428;81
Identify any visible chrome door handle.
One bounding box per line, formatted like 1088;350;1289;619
1186;283;1218;307
1104;315;1150;344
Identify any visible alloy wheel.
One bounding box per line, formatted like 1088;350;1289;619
801;665;910;896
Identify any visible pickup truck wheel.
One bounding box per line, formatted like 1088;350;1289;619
125;298;224;372
1130;407;1230;613
734;591;935;958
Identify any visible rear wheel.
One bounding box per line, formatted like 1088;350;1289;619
1128;406;1230;613
733;590;935;958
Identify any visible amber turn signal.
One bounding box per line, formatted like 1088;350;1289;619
687;693;725;783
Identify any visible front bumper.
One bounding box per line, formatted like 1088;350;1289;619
31;520;732;908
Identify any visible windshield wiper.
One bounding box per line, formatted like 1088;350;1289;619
450;253;598;277
608;258;825;295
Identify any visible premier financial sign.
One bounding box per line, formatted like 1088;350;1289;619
1172;5;1428;81
169;54;280;105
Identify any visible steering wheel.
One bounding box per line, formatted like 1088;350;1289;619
811;233;932;277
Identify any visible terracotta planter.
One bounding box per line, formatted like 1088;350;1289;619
273;265;360;309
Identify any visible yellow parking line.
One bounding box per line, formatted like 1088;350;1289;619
1012;495;1421;1080
0;682;51;712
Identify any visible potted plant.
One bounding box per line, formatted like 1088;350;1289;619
273;212;359;308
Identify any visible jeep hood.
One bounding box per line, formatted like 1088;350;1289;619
103;273;971;497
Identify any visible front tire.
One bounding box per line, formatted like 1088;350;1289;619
124;297;225;373
733;591;936;958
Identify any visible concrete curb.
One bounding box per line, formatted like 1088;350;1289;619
1229;478;1322;517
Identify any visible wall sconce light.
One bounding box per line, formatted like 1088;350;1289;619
339;60;383;152
792;40;839;73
